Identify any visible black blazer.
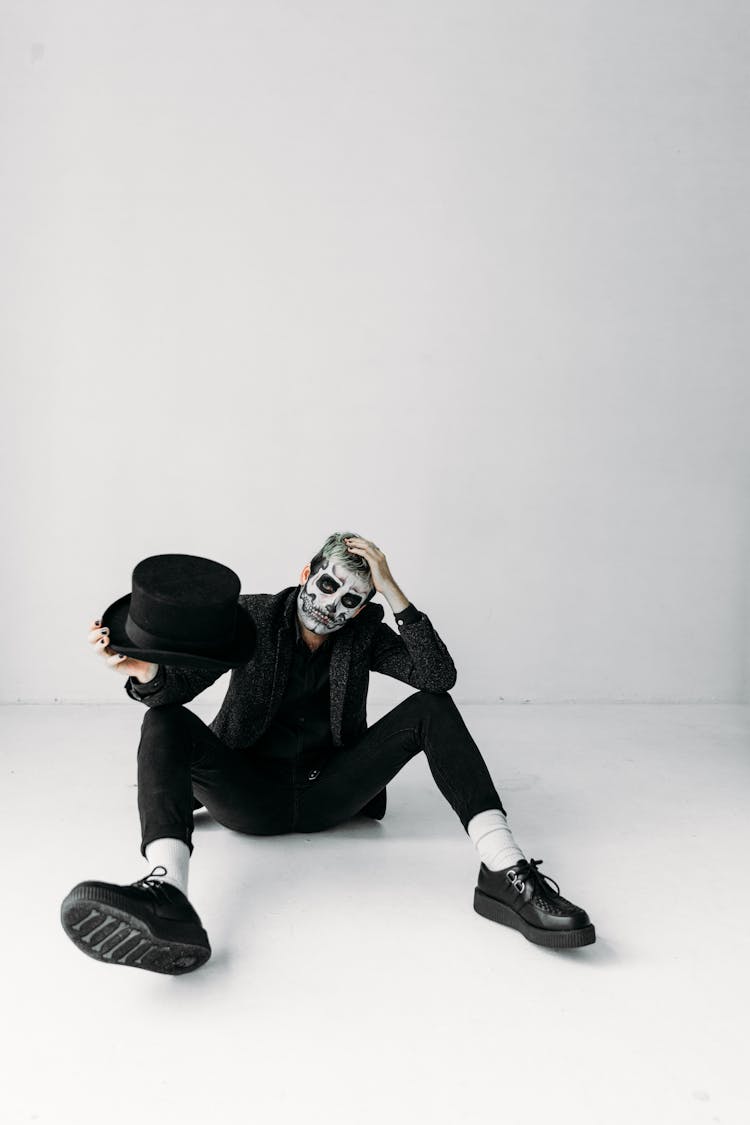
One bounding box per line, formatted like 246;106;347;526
125;585;457;751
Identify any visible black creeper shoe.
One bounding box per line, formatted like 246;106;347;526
60;865;212;974
473;857;596;949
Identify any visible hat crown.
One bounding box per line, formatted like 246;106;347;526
128;554;240;649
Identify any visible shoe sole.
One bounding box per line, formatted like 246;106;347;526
60;886;211;975
473;888;596;949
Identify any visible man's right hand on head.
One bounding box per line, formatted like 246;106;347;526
88;618;159;684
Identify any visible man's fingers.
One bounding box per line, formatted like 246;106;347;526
88;624;124;662
347;541;382;557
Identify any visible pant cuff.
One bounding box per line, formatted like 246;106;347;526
140;830;194;860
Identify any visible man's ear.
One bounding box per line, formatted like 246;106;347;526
299;564;311;584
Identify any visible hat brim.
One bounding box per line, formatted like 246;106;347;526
101;593;257;672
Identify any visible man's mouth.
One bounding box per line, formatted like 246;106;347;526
310;607;334;625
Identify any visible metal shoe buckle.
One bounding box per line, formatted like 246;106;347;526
506;869;525;894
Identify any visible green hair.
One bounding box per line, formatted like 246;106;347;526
309;531;375;599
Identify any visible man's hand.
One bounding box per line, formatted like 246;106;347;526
343;536;409;613
88;618;159;684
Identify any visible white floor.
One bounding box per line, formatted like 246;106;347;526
4;701;749;1125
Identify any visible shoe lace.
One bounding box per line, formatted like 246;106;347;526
129;865;168;890
507;858;560;897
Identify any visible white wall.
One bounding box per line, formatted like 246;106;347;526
3;0;748;704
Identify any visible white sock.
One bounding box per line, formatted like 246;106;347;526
144;837;191;897
467;809;527;871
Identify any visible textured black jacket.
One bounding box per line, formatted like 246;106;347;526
124;585;457;751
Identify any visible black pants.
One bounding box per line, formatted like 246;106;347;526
137;689;506;858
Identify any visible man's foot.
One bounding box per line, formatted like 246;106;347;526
473;857;596;949
60;865;211;974
359;787;387;820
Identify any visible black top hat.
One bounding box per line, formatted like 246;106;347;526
100;554;256;671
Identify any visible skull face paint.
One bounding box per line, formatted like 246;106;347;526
297;561;373;635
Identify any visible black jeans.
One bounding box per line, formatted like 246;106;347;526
137;689;506;858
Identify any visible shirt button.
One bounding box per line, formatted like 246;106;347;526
397;619;403;626
308;769;319;780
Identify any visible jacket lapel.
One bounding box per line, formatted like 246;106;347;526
266;588;298;721
328;625;354;744
329;603;380;742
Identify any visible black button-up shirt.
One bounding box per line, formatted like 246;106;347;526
251;611;335;762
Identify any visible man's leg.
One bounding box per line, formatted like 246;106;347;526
137;703;294;862
295;689;507;832
296;690;596;949
60;704;294;975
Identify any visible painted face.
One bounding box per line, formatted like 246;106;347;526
297;560;373;635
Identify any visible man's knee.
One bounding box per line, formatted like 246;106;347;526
403;689;457;714
140;702;192;734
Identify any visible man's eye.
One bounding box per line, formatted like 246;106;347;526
318;578;336;592
342;596;361;608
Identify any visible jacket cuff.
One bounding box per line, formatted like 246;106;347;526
394;603;422;627
128;665;165;694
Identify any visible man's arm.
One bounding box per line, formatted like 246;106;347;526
343;535;457;691
124;662;227;706
368;601;457;691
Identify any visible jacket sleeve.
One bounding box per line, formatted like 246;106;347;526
368;603;457;692
124;661;227;707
